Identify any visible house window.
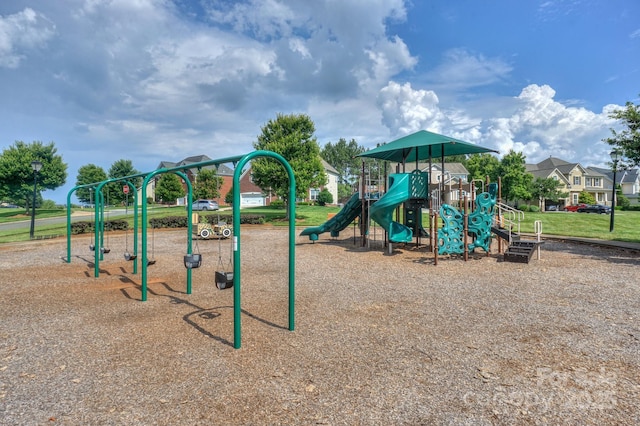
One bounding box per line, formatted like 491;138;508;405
572;193;578;204
593;177;601;187
573;176;581;185
310;188;320;201
597;193;604;202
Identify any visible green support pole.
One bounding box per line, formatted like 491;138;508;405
66;183;97;263
232;150;296;349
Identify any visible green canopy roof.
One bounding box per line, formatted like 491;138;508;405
358;130;498;163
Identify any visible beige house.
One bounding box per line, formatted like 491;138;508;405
526;157;609;208
308;160;339;205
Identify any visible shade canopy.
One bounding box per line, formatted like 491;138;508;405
357;130;498;163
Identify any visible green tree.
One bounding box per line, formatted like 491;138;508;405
75;164;108;204
225;187;233;205
528;176;565;210
252;113;325;213
578;190;596;204
498;150;532;204
321;138;364;185
0;141;67;209
193;168;223;200
604;95;640;166
321;138;367;203
106;159;140;206
466;153;500;183
155;173;185;204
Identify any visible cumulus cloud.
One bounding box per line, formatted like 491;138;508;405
377;81;447;136
0;7;55;68
480;84;614;165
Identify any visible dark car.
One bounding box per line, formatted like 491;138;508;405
577;204;611;214
191;199;219;211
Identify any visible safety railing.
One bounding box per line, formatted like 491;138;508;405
494;202;525;236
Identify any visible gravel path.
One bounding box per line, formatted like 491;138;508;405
1;228;639;425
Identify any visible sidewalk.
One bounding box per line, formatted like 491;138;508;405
522;233;640;252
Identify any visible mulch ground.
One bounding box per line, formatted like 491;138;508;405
1;227;639;425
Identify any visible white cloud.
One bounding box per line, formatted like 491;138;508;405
630;28;640;39
377;81;447;136
424;48;513;91
0;7;55;68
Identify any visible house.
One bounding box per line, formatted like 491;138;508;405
308;160;339;205
526;157;609;208
588;166;640;206
147;154;234;206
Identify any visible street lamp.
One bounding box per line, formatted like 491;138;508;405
29;160;43;239
609;150;621;232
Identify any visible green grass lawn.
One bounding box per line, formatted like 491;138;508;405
1;204;638;244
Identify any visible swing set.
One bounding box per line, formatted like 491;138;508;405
65;150;296;349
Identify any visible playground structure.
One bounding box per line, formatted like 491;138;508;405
301;130;543;263
65;150;296;349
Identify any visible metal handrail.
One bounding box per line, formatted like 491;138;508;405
495;202;525;235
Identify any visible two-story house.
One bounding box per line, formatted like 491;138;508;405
588;166;640;206
526;157;609;208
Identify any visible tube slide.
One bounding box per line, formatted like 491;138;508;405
369;173;413;243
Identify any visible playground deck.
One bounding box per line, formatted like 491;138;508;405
1;228;639;424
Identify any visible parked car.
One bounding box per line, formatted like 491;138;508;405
577;204;611;214
191;199;219;211
563;203;587;212
0;203;18;208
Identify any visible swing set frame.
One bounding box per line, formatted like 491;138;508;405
65;150;296;349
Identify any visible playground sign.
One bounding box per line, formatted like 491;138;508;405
123;185;129;194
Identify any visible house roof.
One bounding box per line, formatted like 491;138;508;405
321;159;339;175
156;154;237;176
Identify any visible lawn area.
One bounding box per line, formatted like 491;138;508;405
1;204;638;244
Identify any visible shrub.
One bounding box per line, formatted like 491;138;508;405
270;199;285;209
316;188;333;206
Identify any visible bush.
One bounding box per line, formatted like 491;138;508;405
316;188;333;206
270;199;285;209
149;216;187;228
71;219;128;234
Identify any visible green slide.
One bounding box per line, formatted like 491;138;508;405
369;173;413;243
300;193;364;241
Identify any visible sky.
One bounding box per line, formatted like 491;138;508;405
1;0;639;203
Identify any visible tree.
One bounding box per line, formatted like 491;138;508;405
528;177;566;210
155;173;185;204
604;95;640;166
106;159;140;206
321;138;365;203
321;138;364;185
0;141;67;209
578;190;596;205
498;150;532;204
225;187;233;205
252;113;326;212
466;153;500;183
75;164;108;204
193;168;223;200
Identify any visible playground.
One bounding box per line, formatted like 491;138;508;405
1;227;639;424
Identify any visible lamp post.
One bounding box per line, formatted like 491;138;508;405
609;150;621;232
29;160;43;239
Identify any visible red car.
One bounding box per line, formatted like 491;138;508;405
563;203;587;212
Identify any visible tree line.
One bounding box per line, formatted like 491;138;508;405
1;96;638;209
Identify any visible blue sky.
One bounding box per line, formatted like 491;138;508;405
1;0;638;203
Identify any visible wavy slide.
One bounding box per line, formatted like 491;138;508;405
300;193;363;241
369;173;413;243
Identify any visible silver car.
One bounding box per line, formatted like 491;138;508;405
191;199;219;211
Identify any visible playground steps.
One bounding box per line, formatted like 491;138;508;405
503;240;541;263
